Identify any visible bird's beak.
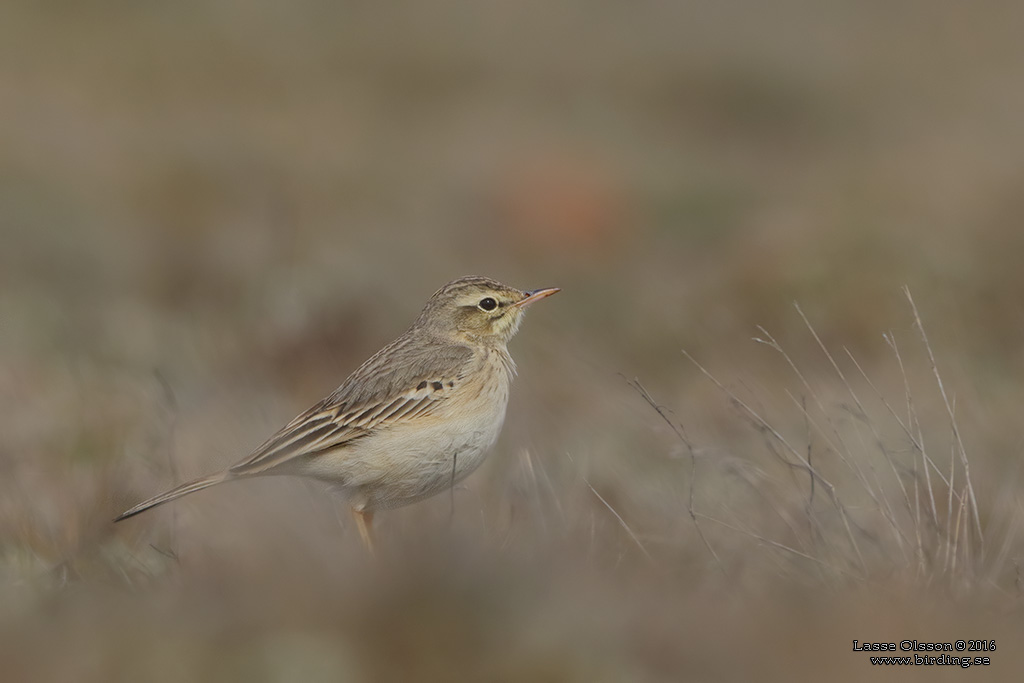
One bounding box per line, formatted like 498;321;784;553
513;287;561;308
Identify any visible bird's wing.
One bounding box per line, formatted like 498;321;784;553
229;337;473;475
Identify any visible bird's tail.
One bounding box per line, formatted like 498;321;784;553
114;471;231;522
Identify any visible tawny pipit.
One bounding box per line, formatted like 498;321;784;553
116;276;559;551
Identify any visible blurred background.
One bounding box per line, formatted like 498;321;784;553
3;1;1024;680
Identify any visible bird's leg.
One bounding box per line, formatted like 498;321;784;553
352;508;375;556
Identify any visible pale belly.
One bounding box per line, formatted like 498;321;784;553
300;375;510;510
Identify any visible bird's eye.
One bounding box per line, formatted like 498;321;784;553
478;297;498;311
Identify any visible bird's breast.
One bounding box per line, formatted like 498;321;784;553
311;345;515;509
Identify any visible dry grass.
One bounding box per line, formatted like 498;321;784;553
6;292;1023;681
634;290;1004;590
4;1;1024;680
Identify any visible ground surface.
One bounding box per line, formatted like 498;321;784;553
3;2;1024;680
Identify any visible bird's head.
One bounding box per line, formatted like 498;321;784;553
415;276;560;345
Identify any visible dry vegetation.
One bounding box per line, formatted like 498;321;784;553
3;1;1024;680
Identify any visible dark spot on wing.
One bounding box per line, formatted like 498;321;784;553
417;380;428;390
447;381;454;387
432;381;443;391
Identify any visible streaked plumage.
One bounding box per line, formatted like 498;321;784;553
115;276;559;550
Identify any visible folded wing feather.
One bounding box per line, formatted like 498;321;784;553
229;341;472;475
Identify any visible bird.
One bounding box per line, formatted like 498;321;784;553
115;276;559;553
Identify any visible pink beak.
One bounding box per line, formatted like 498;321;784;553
513;287;561;308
